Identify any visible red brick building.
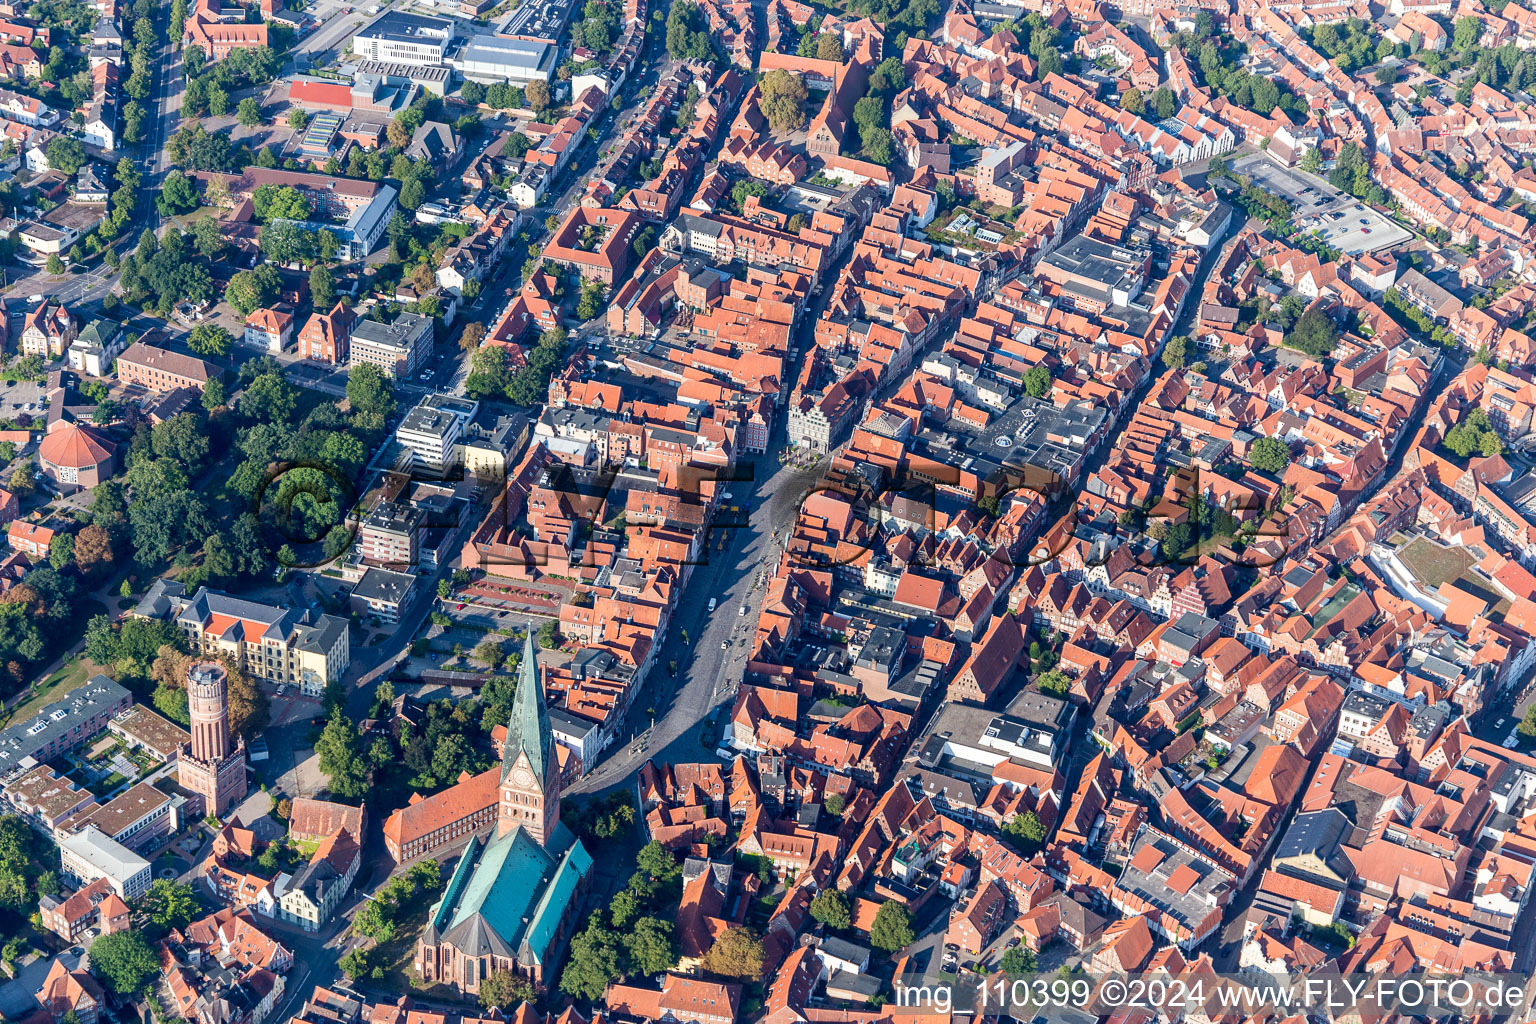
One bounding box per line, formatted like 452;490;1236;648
297;302;353;365
542;207;641;285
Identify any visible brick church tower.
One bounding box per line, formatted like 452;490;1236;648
177;661;248;817
497;635;560;845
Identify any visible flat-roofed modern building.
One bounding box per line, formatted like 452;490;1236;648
58;825;152;901
353;10;454;65
358;501;423;567
397;393;479;476
0;674;131;776
452;33;558;85
350;311;433;378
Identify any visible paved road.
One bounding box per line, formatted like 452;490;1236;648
568;448;827;794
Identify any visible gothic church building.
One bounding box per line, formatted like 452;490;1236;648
412;636;593;994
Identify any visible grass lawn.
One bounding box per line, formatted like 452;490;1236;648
2;654;101;727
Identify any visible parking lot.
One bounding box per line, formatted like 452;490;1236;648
1232;153;1413;256
0;380;44;421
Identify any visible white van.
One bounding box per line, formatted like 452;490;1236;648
707;598;717;612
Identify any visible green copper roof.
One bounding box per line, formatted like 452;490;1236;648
446;825;554;943
502;633;552;786
429;833;484;933
524;838;593;964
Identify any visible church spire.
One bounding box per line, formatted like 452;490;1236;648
502;633;552;787
497;633;560;844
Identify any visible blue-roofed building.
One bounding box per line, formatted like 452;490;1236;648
412;636;593;994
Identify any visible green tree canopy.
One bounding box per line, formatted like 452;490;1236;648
89;932;161;995
701;925;766;979
809;888;852;930
1248;436;1290;474
869;901;914;953
137;878;198;931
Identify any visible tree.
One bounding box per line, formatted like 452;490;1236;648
137;879;197;931
89;932;160;995
48;533;73;571
75;525;114;578
237;97;262;127
253;184;312;222
1151;85;1176;119
346;363;396;420
576;279;605;320
46;136;85;175
809;888;852;930
665;1;713;62
1037;669;1071;696
862;127;895;165
869;901;914;953
999;945;1037;976
461;80;486;106
627;917;680;975
45;254;63;276
226;658;268;737
1454;14;1483;51
310;264;336;310
636;840;678;881
702;926;766;979
731;179;768;212
0;815;51;912
479;969;535;1010
1518;704;1536;741
315;708;369;799
241;372;299;423
1121;88;1144;114
158;171;201;217
526;79;551;112
759;69;809;131
338;947;379;981
1444;408;1504;459
1248;436;1290;474
1285;307;1339;357
192;215;227;259
200;377;228;413
188;323;234;358
455;320;487;357
400;176;427;212
1003;811;1048;852
561;919;628;999
1164;335;1189;368
816;33;845;61
1023;365;1051;399
225;265;281;317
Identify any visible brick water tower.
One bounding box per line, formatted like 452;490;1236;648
177;661;248;818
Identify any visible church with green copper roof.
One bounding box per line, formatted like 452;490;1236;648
412;635;594;995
